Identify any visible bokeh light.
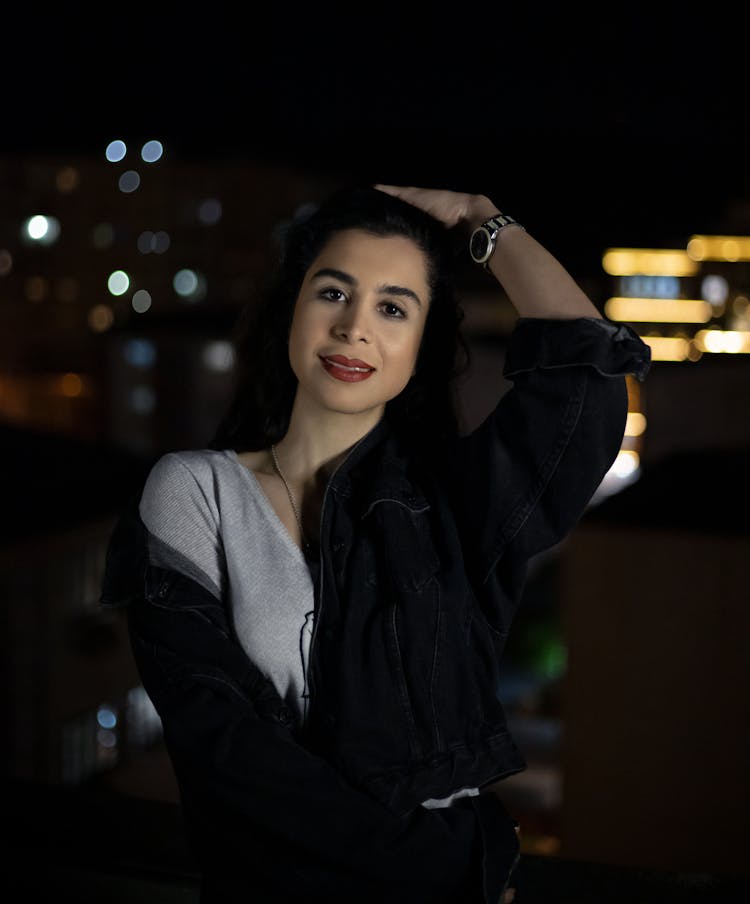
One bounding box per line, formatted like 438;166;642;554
60;373;83;397
138;231;170;254
119;171;140;193
132;290;152;313
701;274;729;306
141;140;163;162
198;198;222;225
24;215;61;245
123;338;157;367
97;705;118;729
88;304;115;332
105;140;127;162
173;269;207;302
107;270;130;296
202;341;236;372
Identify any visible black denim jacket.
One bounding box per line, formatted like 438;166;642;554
100;316;651;903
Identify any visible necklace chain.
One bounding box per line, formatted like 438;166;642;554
270;444;310;552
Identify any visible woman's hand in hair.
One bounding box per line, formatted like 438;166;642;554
375;183;602;318
373;184;499;231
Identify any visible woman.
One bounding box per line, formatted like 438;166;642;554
100;183;651;903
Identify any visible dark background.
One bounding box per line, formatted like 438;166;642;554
3;6;747;274
3;7;750;896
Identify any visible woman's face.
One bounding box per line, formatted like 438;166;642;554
288;228;431;420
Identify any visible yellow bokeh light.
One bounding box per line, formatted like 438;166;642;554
60;373;83;397
624;412;647;436
640;336;691;361
604;297;712;323
601;249;698;276
693;329;750;353
687;235;750;261
88;304;114;333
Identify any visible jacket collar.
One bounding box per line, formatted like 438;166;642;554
100;413;427;611
331;414;430;512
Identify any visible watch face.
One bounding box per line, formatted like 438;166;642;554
470;228;491;262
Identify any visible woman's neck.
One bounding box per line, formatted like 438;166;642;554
273;394;384;489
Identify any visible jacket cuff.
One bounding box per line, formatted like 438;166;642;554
503;316;652;383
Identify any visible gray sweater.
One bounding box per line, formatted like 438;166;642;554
139;448;479;810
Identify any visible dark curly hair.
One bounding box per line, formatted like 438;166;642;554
206;184;471;457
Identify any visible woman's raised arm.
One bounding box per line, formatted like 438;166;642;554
374;183;601;320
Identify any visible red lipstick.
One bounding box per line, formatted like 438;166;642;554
324;354;374;369
320;355;376;383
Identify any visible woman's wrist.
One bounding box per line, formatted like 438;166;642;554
464;194;503;231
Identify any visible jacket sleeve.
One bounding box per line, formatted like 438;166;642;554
436;316;651;632
102;492;518;902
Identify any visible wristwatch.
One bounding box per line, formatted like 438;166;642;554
469;213;523;270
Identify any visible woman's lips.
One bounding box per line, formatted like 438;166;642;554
320;356;376;382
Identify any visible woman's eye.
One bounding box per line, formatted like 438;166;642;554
320;287;346;301
381;302;406;319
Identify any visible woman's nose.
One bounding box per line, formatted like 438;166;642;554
333;301;371;341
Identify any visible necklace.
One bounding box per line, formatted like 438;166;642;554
270;444;311;553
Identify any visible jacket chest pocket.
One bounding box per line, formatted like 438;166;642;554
359;497;444;760
361;499;441;592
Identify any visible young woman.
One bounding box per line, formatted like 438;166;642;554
100;184;651;903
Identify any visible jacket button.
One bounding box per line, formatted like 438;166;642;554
276;707;293;727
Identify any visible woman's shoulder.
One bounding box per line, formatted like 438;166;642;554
139;448;238;517
136;450;228;596
146;447;237;485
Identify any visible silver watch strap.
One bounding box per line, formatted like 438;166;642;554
485;213;521;236
482;214;524;270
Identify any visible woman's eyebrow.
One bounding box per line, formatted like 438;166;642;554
311;267;422;309
379;284;422;309
312;267;356;287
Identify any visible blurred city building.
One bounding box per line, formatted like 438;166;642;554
0;148;338;452
599;237;750;465
560;449;749;878
0;149;336;805
553;239;750;877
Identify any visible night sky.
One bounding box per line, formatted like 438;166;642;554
3;7;747;274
